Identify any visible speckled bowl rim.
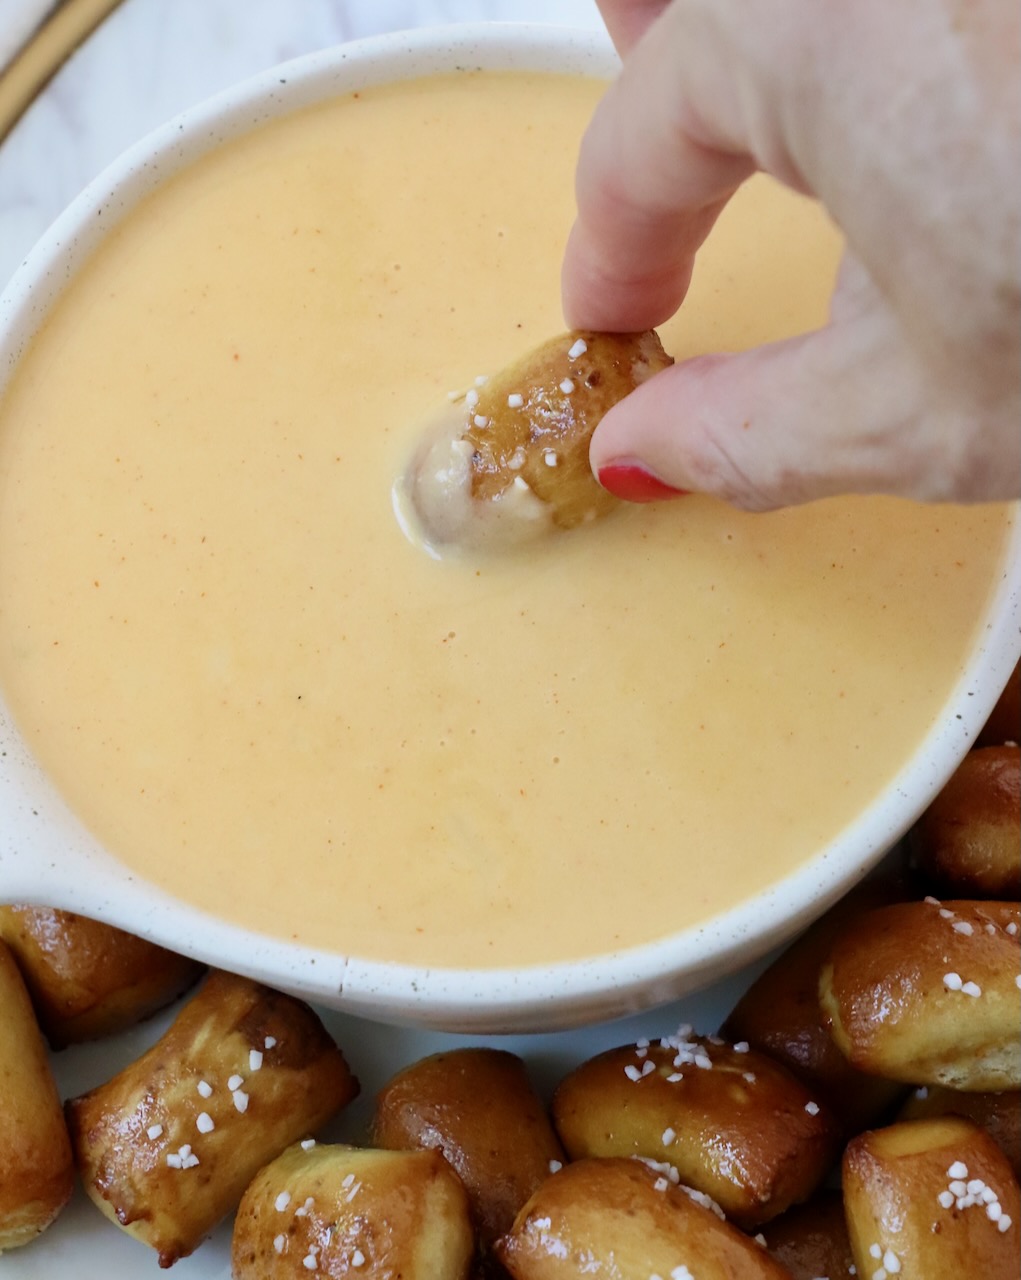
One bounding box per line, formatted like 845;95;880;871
1;23;1019;1032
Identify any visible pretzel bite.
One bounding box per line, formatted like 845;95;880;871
550;1028;840;1228
0;905;203;1049
908;747;1021;899
898;1086;1021;1180
722;880;908;1134
976;659;1020;747
372;1048;565;1252
757;1190;855;1280
495;1156;793;1278
408;330;672;548
0;942;75;1251
65;970;358;1267
843;1118;1020;1278
232;1142;474;1278
819;899;1021;1090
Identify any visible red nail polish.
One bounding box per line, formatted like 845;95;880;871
597;463;689;503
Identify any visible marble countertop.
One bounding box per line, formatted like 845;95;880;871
0;0;604;288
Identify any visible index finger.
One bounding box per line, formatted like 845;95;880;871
595;0;674;55
563;6;754;331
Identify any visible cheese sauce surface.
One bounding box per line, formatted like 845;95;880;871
0;73;1011;967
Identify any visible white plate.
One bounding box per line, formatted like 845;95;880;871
5;959;772;1279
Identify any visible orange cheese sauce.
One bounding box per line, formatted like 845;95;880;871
0;72;1011;967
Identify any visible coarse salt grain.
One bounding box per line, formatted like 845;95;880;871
998;1215;1013;1232
544;450;558;466
952;921;974;935
232;1089;249;1113
805;1101;820;1116
275;1191;291;1212
938;1190;955;1209
943;972;964;991
301;1138;316;1150
662;1127;676;1145
475;375;489;386
549;1160;562;1173
870;1244;882;1259
146;1123;163;1140
274;1234;286;1254
559;378;575;394
939;908;954;919
507;393;524;408
264;1036;277;1049
165;1153;183;1169
733;1041;750;1053
295;1197;314;1218
568;338;588;359
1007;922;1018;936
473;415;488;427
341;1173;355;1189
196;1112;215;1134
197;1080;212;1098
654;1177;669;1192
948;1161;969;1178
667;1072;684;1083
249;1049;264;1072
446;389;463;402
883;1248;901;1273
351;1250;366;1268
227;1074;244;1091
465;389;479;409
302;1251;318;1270
961;981;982;997
743;1072;757;1084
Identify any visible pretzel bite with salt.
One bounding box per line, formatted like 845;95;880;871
722;880;908;1134
65;970;358;1267
898;1085;1021;1180
756;1190;854;1280
976;659;1020;747
550;1028;840;1228
232;1142;474;1279
0;942;74;1251
0;905;203;1049
372;1048;565;1251
408;330;672;548
495;1156;793;1278
908;747;1021;899
819;899;1021;1091
843;1117;1020;1278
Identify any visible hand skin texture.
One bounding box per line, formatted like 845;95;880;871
566;0;1021;510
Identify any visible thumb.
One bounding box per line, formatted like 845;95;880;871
590;310;947;511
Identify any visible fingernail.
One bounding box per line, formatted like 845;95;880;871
597;463;689;503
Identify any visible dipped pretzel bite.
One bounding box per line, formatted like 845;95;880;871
722;879;908;1134
898;1085;1021;1180
908;747;1021;899
843;1117;1020;1279
372;1048;565;1254
0;942;74;1251
757;1190;855;1280
819;899;1021;1090
0;905;203;1049
408;330;672;549
232;1142;474;1279
65;970;358;1267
494;1156;794;1279
550;1027;840;1228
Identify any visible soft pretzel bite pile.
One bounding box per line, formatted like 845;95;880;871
3;665;1020;1274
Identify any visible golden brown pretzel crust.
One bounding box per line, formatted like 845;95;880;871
0;905;204;1049
0;942;74;1251
232;1143;474;1279
551;1033;839;1228
819;899;1021;1090
843;1118;1020;1279
898;1085;1021;1180
372;1048;565;1248
66;970;358;1266
909;747;1021;899
722;879;908;1134
495;1157;795;1279
758;1190;855;1280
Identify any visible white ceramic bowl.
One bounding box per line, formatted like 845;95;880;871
0;24;1018;1032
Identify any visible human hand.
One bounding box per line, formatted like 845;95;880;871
566;0;1021;509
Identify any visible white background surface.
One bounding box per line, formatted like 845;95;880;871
0;4;785;1278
